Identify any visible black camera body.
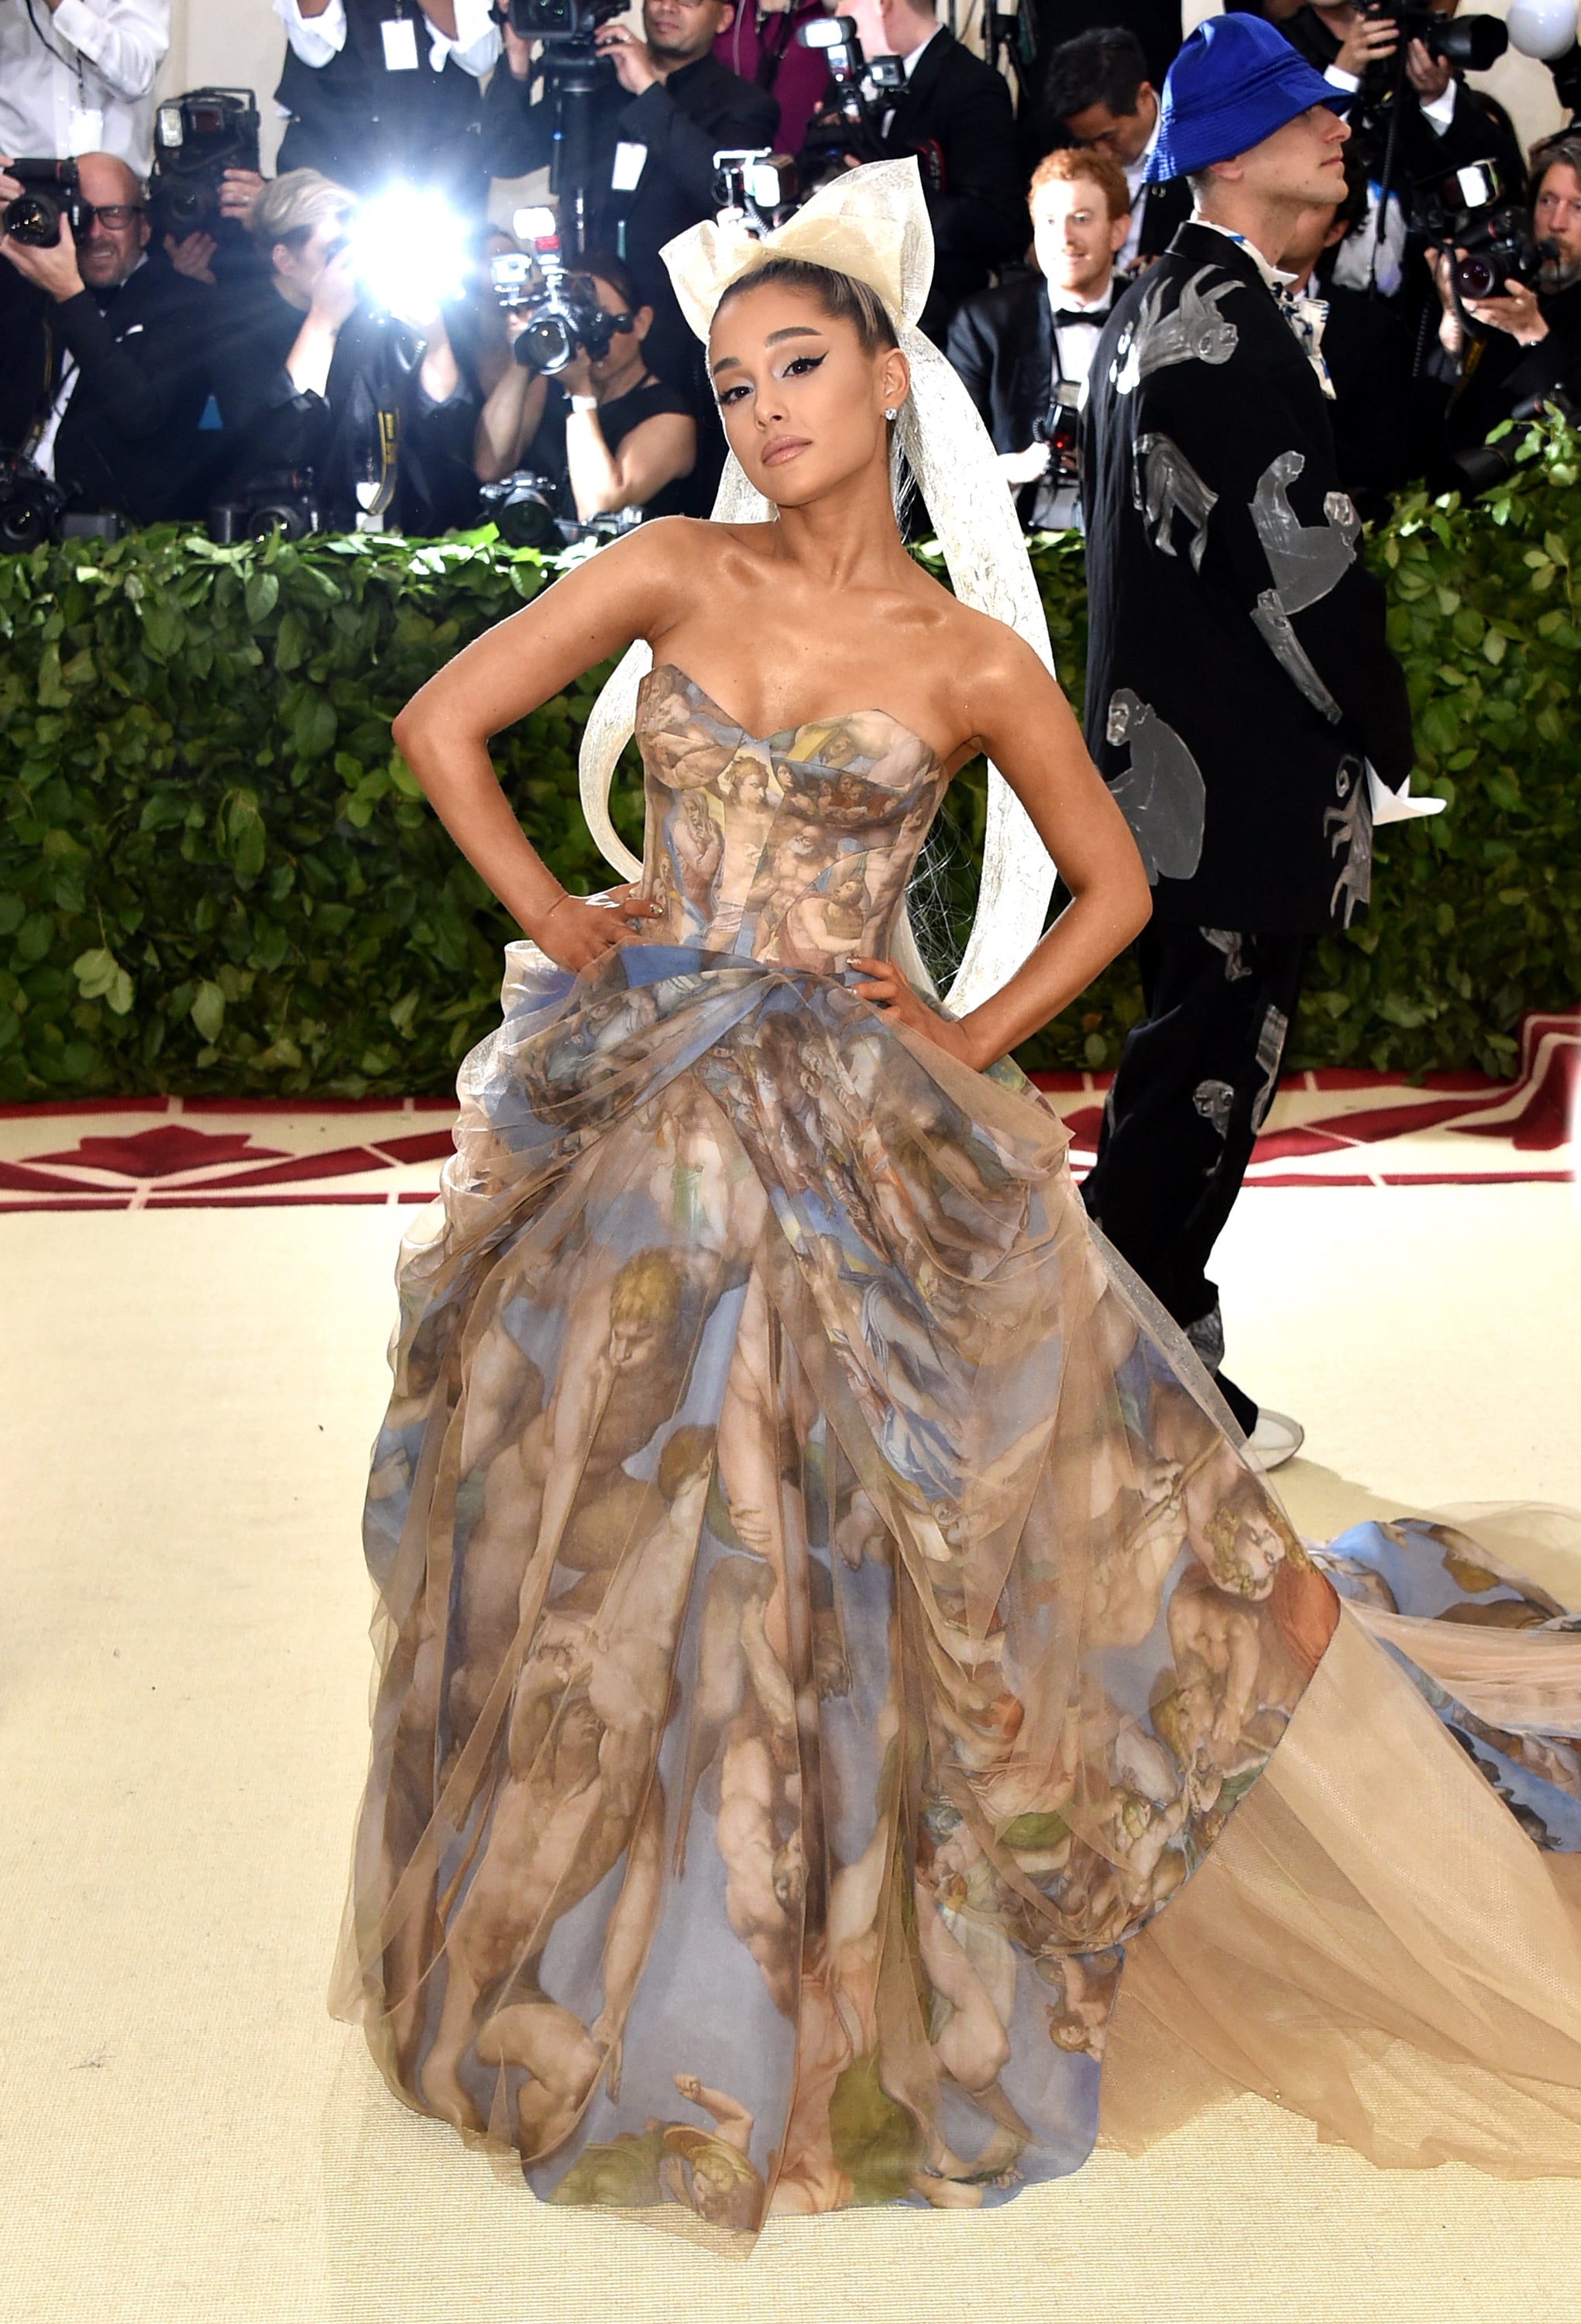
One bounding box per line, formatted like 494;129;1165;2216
147;88;261;242
713;148;798;237
1418;158;1555;297
2;158;84;249
799;16;905;171
208;471;325;543
0;455;68;552
1033;383;1083;480
1358;0;1508;72
495;215;626;373
480;467;644;548
505;0;624;37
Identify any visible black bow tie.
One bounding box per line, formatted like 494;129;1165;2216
1050;305;1112;329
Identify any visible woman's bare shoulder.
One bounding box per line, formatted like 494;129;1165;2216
581;516;772;625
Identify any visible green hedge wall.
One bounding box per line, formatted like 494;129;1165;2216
2;421;1578;1102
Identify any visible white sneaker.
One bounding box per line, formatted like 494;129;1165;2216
1243;1408;1305;1471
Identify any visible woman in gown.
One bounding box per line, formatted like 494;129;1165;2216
332;163;1581;2233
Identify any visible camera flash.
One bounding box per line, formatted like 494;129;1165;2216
514;205;559;249
158;105;184;147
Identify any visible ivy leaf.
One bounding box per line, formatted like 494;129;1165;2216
191;981;226;1041
72;947;119;999
218;787;267;879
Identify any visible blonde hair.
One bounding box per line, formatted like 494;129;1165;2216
251;167;354;257
1029;145;1131;224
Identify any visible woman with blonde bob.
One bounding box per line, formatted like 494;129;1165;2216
332;160;1581;2236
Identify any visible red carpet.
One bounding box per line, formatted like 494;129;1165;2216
2;1009;1574;1213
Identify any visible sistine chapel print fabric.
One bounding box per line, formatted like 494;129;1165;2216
334;669;1581;2235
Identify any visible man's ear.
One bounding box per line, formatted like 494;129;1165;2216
717;0;736;29
1108;207;1130;256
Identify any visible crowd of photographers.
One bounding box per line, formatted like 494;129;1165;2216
1;0;1579;555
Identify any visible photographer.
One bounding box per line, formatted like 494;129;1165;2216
826;0;1026;344
1424;134;1581;471
1043;29;1191;270
208;167;476;535
1277;0;1523;290
476;252;696;524
0;0;167;177
273;0;500;208
945;145;1130;530
481;0;778;396
0;147;214;524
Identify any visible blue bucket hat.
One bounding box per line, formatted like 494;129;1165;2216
1145;12;1349;184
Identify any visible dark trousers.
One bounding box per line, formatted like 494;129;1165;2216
1081;923;1307;1425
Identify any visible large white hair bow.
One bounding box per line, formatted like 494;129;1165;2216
578;157;1059;1012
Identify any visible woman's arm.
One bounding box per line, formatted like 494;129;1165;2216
473;363;548;483
852;624;1151;1068
565;408;697;520
390;522;693;966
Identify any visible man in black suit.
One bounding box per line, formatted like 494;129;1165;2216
482;0;778;401
1043;28;1190;270
833;0;1028;343
0;149;214;524
1081;14;1415;1465
946;143;1130;528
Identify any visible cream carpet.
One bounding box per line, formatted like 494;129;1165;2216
3;1183;1580;2324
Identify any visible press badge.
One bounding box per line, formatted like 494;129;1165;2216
610;141;648;191
381;16;421;70
67;107;106;156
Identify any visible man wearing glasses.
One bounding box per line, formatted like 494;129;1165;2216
0;148;215;524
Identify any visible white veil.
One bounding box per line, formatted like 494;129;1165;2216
576;157;1058;1012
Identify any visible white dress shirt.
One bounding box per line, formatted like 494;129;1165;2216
1033;275;1119;531
0;0;168;176
274;0;500;79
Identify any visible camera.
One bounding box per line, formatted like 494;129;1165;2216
2;158;84;249
1418;158;1555;297
147;88;261;242
1033;383;1083;480
0;456;67;552
479;468;644;548
496;209;627;373
1357;0;1509;72
208;471;325;543
713;148;797;238
799;16;905;170
503;0;624;37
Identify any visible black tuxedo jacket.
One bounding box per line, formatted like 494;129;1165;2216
875;31;1027;344
27;252;215;524
1082;222;1413;931
1428;279;1581;461
946;271;1051;456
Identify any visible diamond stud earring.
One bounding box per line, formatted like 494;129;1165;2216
883;407;899;421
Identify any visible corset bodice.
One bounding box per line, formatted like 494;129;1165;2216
634;665;947;971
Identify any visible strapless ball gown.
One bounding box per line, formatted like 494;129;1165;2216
332;665;1581;2235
